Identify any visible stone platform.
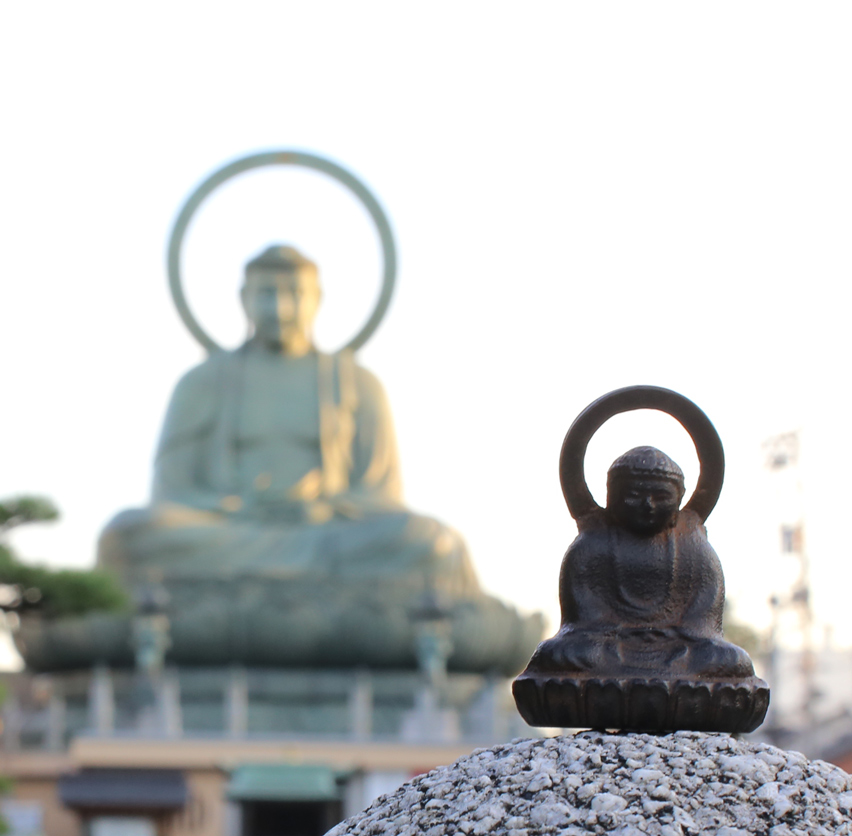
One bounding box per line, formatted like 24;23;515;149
328;731;852;835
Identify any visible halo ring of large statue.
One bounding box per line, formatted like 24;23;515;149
167;150;397;354
559;385;725;523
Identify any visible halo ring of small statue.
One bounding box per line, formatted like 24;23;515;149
166;150;397;354
559;385;725;523
513;385;769;734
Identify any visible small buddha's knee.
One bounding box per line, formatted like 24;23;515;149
690;638;755;679
527;630;600;674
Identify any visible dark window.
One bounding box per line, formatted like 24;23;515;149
242;801;342;836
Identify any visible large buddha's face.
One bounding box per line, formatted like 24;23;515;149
609;474;683;535
241;267;321;356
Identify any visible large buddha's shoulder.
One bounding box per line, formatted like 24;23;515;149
172;350;239;392
335;352;390;403
352;363;386;394
161;351;239;435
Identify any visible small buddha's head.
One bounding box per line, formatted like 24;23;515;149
241;245;321;355
606;446;685;535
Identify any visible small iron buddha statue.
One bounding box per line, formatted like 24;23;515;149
513;386;769;733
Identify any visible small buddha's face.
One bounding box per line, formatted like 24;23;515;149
241;267;321;356
609;474;683;536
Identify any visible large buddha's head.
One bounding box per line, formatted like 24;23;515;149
606;446;685;535
241;245;321;356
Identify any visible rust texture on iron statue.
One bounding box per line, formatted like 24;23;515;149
513;385;769;733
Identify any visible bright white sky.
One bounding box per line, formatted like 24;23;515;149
1;3;851;665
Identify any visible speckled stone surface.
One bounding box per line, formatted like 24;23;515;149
328;731;852;836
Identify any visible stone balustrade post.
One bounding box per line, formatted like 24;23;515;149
226;666;248;737
88;664;115;735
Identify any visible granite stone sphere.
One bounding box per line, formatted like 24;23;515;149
329;732;852;836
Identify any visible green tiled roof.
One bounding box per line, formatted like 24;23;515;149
227;764;343;802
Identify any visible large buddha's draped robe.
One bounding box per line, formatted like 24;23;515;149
98;345;478;599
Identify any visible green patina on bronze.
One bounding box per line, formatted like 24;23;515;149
18;154;542;674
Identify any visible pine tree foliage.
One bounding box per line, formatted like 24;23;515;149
0;496;128;619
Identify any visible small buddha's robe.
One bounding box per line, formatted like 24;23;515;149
526;509;754;680
98;344;478;600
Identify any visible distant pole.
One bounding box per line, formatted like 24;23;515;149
763;430;818;727
765;594;781;733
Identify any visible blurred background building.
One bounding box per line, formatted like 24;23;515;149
0;653;533;836
3;3;852;834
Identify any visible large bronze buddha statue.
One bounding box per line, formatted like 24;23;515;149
18;246;541;673
100;246;479;596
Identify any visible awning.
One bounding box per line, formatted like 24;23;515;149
227;764;342;802
59;769;187;810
